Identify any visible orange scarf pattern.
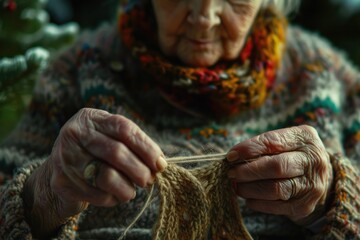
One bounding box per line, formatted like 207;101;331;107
118;5;287;118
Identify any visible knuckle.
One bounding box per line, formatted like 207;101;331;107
257;133;275;152
133;168;152;188
249;135;270;155
99;169;132;202
273;181;289;200
118;185;136;202
293;125;315;143
60;121;79;140
76;108;88;119
119;121;139;142
269;158;286;176
61;108;100;142
135;177;148;188
102;114;128;137
112;115;134;134
98;166;116;189
316;151;329;167
97;165;136;202
300;125;317;135
76;108;96;127
299;125;319;140
110;142;127;160
292;154;306;175
99;195;118;207
120;190;136;202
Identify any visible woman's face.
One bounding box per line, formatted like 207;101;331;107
152;0;263;67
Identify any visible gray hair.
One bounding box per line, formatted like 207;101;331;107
262;0;301;15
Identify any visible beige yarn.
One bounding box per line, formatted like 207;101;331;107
154;161;253;240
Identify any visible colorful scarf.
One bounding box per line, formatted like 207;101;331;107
118;3;287;118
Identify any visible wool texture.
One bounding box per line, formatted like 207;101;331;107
118;5;287;117
1;3;360;239
154;162;252;240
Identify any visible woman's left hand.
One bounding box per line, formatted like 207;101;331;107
227;125;333;223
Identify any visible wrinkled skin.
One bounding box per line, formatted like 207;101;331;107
22;0;334;237
25;114;334;238
227;125;334;223
24;108;166;237
152;0;262;67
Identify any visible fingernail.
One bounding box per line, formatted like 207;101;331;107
227;151;239;162
132;190;137;199
156;156;168;172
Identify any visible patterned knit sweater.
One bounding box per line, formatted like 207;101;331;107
0;23;360;239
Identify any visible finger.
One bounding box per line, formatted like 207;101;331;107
52;166;119;207
228;151;305;182
235;178;297;201
95;163;137;203
60;110;155;187
227;125;322;162
53;135;94;180
245;195;319;220
235;176;324;201
78;130;154;188
242;175;325;219
88;109;166;172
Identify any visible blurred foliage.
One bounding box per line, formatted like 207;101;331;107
0;0;78;141
0;0;78;56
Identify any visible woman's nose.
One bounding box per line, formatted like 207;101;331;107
187;0;221;29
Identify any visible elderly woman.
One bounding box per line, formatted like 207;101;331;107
1;0;360;239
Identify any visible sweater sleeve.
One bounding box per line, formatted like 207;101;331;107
285;27;360;239
313;153;360;239
0;160;80;239
325;44;360;240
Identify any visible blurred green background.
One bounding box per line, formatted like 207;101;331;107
1;0;360;141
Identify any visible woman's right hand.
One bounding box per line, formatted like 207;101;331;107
25;108;167;237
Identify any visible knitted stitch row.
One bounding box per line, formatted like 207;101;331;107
154;162;252;239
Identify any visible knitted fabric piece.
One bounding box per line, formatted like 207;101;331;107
0;160;79;239
155;162;252;239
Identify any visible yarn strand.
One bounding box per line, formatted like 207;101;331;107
117;154;253;240
118;184;155;240
166;152;227;164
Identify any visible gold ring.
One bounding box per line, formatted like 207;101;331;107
288;178;297;199
83;160;101;188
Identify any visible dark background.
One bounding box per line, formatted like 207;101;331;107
292;0;360;65
46;0;360;65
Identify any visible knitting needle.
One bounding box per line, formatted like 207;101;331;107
166;152;227;164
